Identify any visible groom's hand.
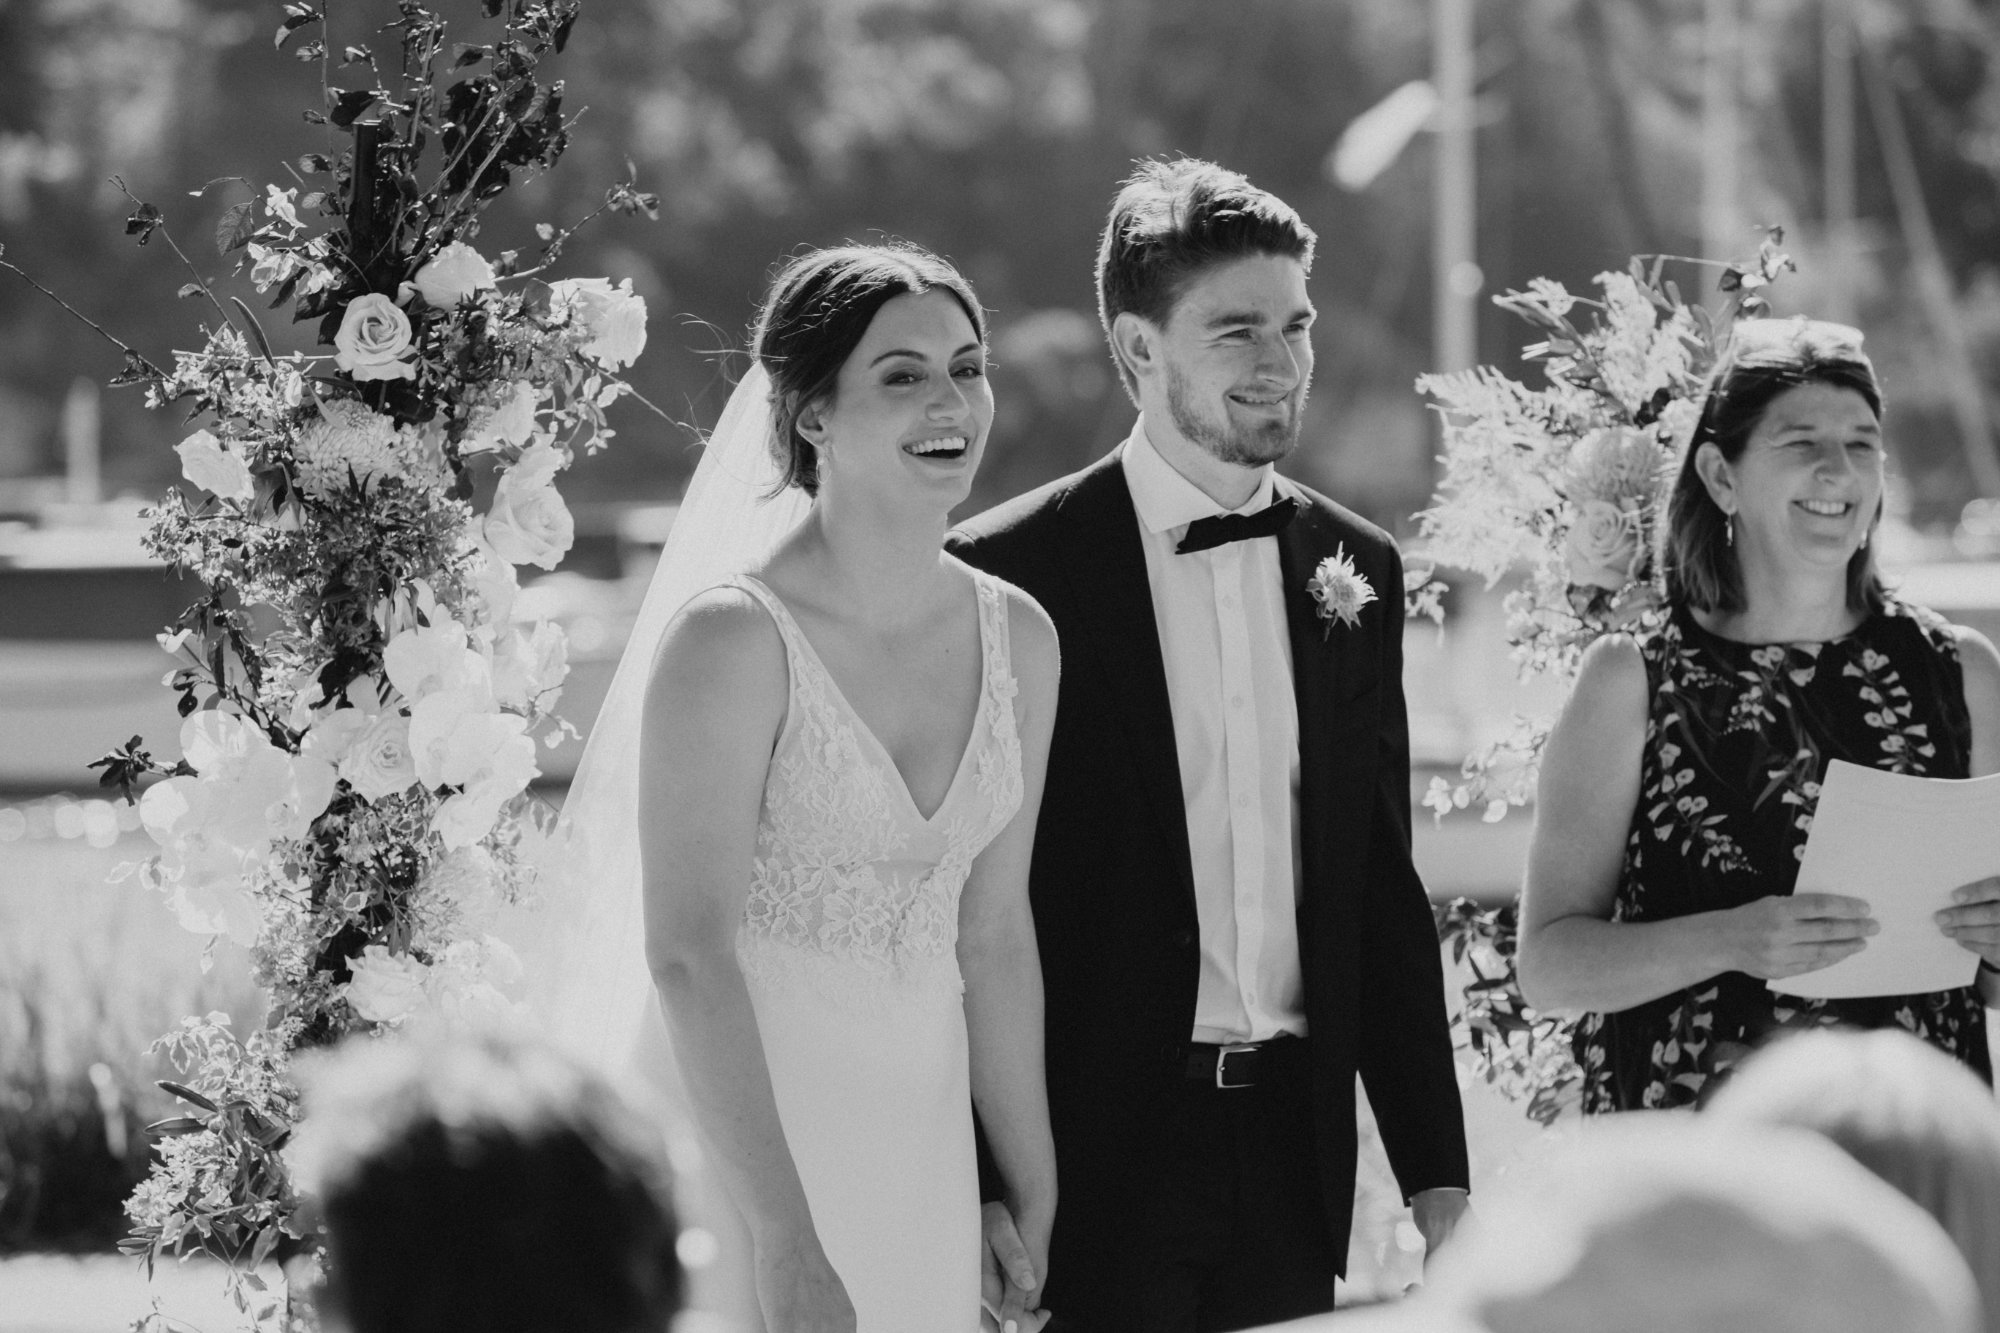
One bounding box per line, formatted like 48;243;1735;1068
980;1201;1049;1333
1411;1187;1471;1269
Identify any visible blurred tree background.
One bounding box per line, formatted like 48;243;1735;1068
2;0;1999;537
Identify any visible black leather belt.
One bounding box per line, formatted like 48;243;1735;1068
1184;1035;1305;1089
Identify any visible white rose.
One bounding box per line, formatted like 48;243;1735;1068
341;711;419;802
550;277;648;370
491;620;569;713
345;944;430;1024
483;444;574;570
383;617;487;703
1566;499;1644;592
333;292;417;383
176;430;254;503
412;241;496;309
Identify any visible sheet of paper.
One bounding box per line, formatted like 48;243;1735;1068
1770;759;2000;1000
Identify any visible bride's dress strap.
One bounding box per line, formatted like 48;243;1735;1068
970;569;1015;696
710;573;806;752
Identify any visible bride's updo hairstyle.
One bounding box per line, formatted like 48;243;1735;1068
750;243;986;497
1664;317;1886;615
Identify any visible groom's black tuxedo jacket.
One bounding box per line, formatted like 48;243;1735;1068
948;449;1469;1269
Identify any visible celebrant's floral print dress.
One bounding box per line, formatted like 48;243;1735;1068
1575;597;1991;1113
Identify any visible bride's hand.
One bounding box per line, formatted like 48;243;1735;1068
756;1230;857;1333
980;1201;1052;1333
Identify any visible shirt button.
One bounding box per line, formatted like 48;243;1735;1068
1230;694;1245;709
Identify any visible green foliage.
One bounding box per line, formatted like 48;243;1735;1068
1434;896;1581;1126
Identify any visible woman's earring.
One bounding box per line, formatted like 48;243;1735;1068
1860;526;1871;550
1725;513;1734;547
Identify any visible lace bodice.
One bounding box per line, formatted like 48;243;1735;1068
727;571;1024;1006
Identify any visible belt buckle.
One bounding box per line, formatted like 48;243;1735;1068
1215;1041;1258;1089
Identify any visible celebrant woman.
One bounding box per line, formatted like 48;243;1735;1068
1517;317;2000;1113
554;244;1060;1333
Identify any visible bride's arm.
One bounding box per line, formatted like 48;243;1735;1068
960;590;1061;1323
639;590;852;1330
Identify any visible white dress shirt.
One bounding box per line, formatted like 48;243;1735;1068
1121;420;1306;1044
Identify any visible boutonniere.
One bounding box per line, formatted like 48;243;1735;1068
1307;546;1375;635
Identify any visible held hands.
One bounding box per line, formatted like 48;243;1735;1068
1411;1187;1470;1268
980;1201;1052;1333
755;1229;857;1333
1721;892;1877;979
1935;875;2000;969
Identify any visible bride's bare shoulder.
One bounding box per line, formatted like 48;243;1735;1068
646;584;788;709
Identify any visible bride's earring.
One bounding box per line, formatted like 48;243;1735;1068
1725;512;1734;547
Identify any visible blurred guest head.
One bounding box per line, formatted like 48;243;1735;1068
1423;1115;1978;1333
290;1025;685;1333
751;243;986;498
1707;1028;2000;1330
1666;316;1886;615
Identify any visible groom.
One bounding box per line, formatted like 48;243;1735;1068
950;158;1469;1331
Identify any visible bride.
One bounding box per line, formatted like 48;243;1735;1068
558;244;1058;1333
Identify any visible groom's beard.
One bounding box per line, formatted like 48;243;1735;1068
1165;361;1306;467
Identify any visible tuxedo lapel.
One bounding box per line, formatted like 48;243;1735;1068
1274;478;1345;790
1053;453;1198;912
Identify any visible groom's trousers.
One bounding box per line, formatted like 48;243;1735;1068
1045;1034;1338;1333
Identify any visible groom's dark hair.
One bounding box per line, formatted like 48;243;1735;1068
1096;157;1316;400
292;1026;685;1333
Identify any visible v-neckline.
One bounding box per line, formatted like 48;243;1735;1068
741;573;989;826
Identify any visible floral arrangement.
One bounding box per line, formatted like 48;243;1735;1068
5;1;656;1321
1412;235;1793;1121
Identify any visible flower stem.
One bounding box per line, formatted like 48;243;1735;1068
0;257;163;376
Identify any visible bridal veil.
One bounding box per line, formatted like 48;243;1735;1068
521;364;811;1078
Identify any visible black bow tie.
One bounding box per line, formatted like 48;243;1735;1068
1175;497;1299;554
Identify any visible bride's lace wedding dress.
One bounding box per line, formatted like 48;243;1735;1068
726;568;1023;1333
